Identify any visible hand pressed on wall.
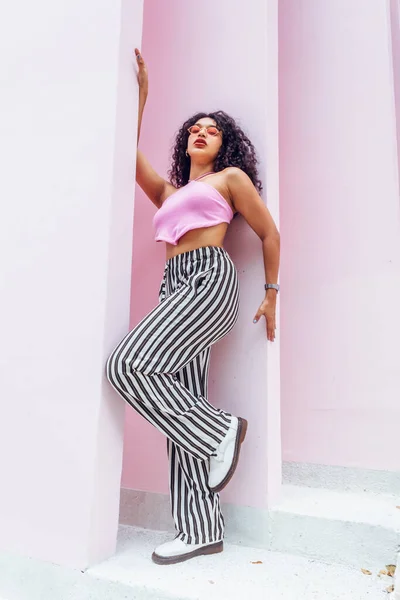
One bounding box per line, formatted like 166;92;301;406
253;292;277;342
135;48;148;95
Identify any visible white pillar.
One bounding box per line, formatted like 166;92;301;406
279;0;400;469
391;0;400;182
0;0;143;568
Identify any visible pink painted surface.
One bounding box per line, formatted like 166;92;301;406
279;0;400;470
122;0;281;507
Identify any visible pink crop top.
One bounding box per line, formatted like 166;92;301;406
153;175;234;245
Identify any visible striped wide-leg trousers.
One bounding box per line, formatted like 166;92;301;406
106;246;240;544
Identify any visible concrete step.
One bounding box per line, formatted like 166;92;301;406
0;525;396;600
120;483;400;569
267;484;399;567
89;525;398;600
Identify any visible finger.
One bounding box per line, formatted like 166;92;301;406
253;307;263;324
265;313;273;340
134;48;144;65
266;317;275;342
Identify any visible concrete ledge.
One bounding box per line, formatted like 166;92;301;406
283;461;400;495
119;488;174;534
119;488;272;549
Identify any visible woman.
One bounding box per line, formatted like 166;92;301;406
107;48;280;566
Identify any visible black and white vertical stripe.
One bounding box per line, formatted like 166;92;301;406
169;347;225;544
107;246;239;542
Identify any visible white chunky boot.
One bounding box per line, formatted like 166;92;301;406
152;537;223;565
208;416;248;493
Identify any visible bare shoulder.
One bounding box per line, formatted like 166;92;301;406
224;167;254;198
223;167;252;189
224;166;245;176
214;168;254;211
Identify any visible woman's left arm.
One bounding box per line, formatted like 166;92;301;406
227;168;280;342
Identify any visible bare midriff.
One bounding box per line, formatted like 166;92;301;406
165;223;229;259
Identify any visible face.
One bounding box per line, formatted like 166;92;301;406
186;117;223;162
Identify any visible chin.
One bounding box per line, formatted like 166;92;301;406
192;148;209;155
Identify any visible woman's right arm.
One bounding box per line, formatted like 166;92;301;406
135;49;170;209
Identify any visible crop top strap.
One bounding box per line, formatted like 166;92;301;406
190;171;215;182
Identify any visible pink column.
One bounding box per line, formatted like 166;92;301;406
0;0;143;568
123;0;281;508
279;0;400;469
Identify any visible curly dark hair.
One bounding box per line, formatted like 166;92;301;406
168;110;263;193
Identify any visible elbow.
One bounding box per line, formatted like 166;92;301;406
262;229;280;246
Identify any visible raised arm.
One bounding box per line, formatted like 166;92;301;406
134;49;171;208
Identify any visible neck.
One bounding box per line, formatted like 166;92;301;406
189;164;215;182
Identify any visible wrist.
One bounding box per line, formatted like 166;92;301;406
264;283;279;294
265;289;278;302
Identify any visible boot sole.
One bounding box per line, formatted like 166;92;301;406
151;540;223;565
209;417;248;493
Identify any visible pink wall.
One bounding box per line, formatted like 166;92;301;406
279;0;400;470
122;0;281;507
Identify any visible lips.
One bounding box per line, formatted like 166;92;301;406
194;139;207;147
